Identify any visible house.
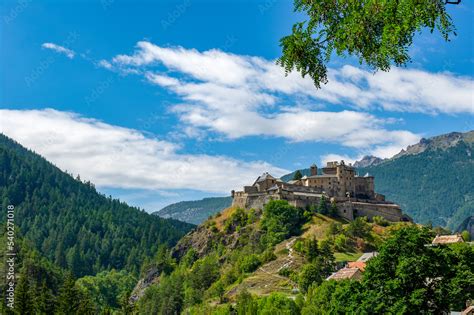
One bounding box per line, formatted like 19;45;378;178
357;251;378;262
347;261;367;271
326;267;362;281
432;234;464;245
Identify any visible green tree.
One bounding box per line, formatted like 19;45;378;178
261;200;306;246
299;263;323;293
236;289;258;315
14;270;33;315
279;0;458;88
293;170;303;180
56;273;81;314
317;196;328;215
258;293;300;314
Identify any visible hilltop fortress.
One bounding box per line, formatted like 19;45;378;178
232;161;411;222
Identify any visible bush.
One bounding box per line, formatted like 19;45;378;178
347;217;371;238
224;208;248;233
373;215;389;227
334;234;348;252
260;248;277;263
278;267;292;277
261;200;307;246
239;254;262;273
298;263;323;293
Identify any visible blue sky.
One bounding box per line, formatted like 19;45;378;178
1;0;473;211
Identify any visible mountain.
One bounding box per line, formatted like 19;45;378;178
0;134;194;278
282;131;474;230
393;131;474;159
154;196;232;224
353;155;385;168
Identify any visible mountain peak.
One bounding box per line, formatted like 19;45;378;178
353;155;385;168
393;130;474;159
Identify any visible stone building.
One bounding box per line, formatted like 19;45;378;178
231;161;411;222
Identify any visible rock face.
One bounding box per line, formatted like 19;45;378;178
456;216;474;239
130;266;161;303
353;155;385;168
393;131;474;159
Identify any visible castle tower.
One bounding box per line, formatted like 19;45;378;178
310;164;317;176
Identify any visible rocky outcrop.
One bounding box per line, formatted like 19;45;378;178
353;155;385;168
393;131;474;159
129;266;162;303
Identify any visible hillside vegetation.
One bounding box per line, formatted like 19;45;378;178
133;200;473;314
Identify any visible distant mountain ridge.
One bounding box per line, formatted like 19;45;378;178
353;155;385;168
393;131;474;159
154;196;232;224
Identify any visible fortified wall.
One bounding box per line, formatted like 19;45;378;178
231;161;411;223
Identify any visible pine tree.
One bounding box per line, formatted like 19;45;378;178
57;272;80;314
35;279;55;315
293;170;303;180
317;196;328;215
14;269;33;315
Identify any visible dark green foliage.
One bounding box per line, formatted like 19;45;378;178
76;269;136;312
346;217;371;238
293;170;303;180
261;200;307;245
239;254;262;273
303;225;474;314
299;263;323;293
0;134;193;278
358;142;474;229
317;196;328;215
279;0;456;87
154;196;232;225
235;289;258;314
56;272;94;315
258;293;301;314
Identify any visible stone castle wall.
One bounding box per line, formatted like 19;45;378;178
231;192;406;222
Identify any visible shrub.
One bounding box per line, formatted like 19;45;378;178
239;254;262;273
373;215;389;227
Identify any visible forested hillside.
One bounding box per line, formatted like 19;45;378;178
359;141;473;230
0;134;194;277
155;196;232;224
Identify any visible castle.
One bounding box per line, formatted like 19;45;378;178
232;161;412;222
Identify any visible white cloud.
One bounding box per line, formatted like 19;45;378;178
103;42;429;157
41;42;75;59
109;41;474;115
0;109;288;193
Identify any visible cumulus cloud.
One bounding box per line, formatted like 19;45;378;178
108;41;474;115
0;109;288;193
101;41;432;158
41;42;76;59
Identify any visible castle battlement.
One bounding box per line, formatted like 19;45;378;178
231;161;412;223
